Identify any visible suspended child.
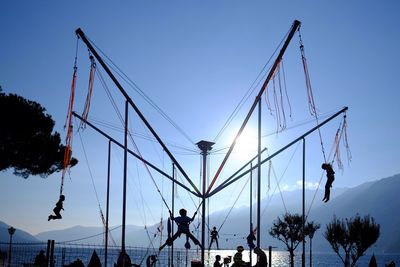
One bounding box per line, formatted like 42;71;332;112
322;163;335;202
159;208;203;251
48;194;65;221
209;226;220;250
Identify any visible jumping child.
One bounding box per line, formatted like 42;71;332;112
209;226;220;250
48;195;65;221
322;163;335;202
159;208;203;251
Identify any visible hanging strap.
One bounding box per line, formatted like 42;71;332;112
80;53;96;129
298;27;327;163
60;38;79;195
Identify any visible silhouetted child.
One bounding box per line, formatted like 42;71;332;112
214;255;223;267
322;163;335;202
159;208;203;251
34;250;47;267
246;230;256;249
253;247;268;267
209;226;220;250
48;195;65;221
146;255;157;267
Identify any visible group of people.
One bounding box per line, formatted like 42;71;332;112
213;245;268;267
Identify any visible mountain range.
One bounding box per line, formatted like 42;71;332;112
1;174;399;253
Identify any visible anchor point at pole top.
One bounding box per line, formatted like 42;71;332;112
196;140;215;153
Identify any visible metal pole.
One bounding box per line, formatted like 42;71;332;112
7;229;14;267
309;237;313;267
201;150;207;265
46;240;51;267
171;163;175;267
257;98;262;247
268;246;272;267
105;140;112;267
122;100;128;252
302;138;306;267
249;163;253;266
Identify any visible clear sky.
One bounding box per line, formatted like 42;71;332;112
1;1;399;236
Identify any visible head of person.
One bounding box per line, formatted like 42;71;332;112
254;247;262;255
60;195;65;201
213;226;216;230
237;245;244;252
321;163;330;170
179;208;187;216
215;255;221;261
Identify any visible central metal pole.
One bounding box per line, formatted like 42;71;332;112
196;140;214;266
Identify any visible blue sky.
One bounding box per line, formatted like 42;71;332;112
1;1;399;236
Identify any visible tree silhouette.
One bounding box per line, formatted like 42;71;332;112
324;214;380;267
0;90;78;178
304;221;320;267
269;213;310;267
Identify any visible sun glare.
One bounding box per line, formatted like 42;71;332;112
231;127;259;159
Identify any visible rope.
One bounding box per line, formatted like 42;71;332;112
305;115;348;219
213;28;291;142
260;144;301;217
218;176;250;233
75;122;117;246
96;67;173;213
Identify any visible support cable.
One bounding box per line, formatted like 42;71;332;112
86;36;196;146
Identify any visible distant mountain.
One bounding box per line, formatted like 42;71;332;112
0;221;40;243
2;174;399;253
309;174;400;253
35;225;142;244
211;174;400;253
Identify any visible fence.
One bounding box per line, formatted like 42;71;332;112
0;242;207;267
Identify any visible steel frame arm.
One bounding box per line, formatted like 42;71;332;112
72;112;201;197
75;28;200;196
207;106;348;197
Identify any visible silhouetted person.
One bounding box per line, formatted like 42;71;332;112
232;246;248;267
146;255;157;267
209;226;219;250
214;255;223;267
71;259;84;267
159;208;203;251
246;230;256;249
87;250;101;267
34;250;47;267
253;247;267;267
48;195;65;221
321;163;335;202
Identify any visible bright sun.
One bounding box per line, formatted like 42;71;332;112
231;127;259;159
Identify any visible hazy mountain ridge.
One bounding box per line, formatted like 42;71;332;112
1;174;399;253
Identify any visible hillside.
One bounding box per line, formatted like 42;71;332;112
1;174;399;253
0;221;39;243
